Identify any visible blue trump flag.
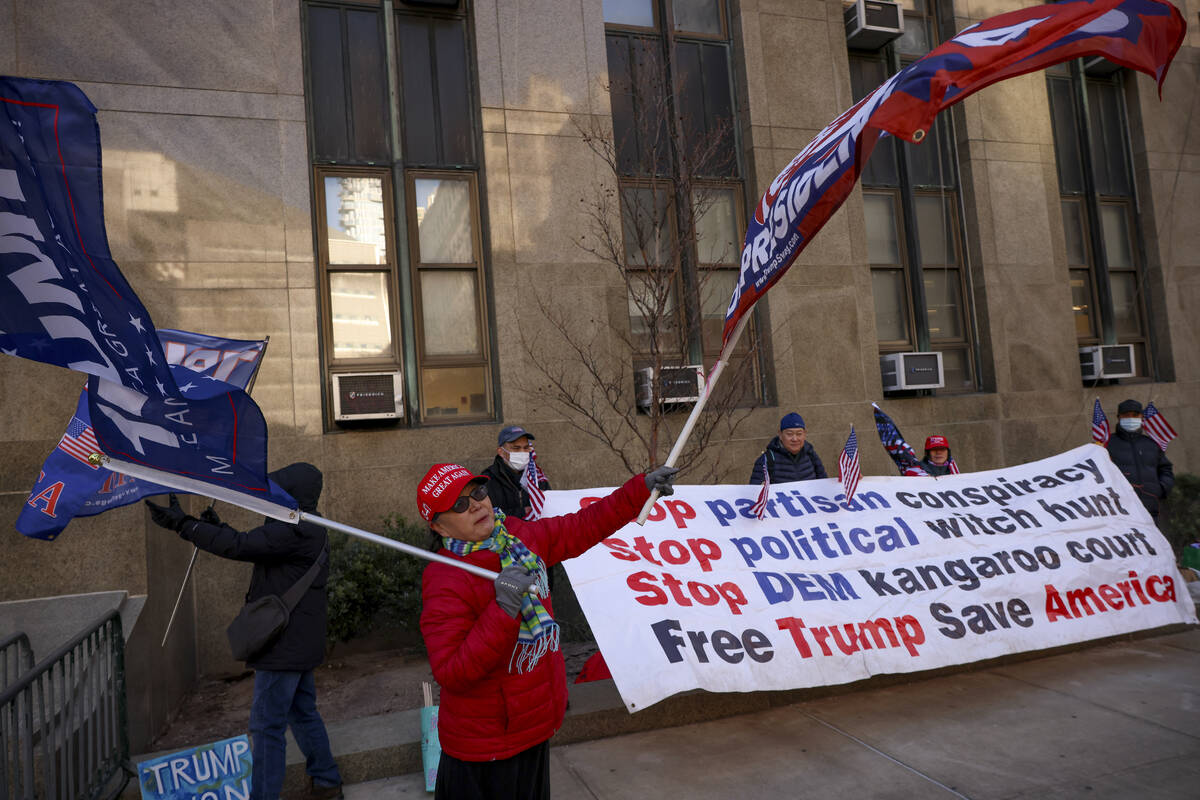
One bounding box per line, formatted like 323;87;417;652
0;76;294;519
18;331;268;540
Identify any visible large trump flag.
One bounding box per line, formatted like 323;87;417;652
0;76;295;519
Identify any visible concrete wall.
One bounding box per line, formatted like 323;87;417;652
0;0;1197;751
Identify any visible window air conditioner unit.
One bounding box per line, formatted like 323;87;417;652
332;371;404;421
635;365;705;409
880;352;944;392
844;0;904;51
1079;344;1135;380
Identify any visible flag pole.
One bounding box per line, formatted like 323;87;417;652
94;453;504;584
162;337;272;648
634;312;753;525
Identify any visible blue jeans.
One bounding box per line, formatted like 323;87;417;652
249;669;342;800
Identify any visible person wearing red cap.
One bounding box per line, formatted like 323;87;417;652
920;435;956;476
416;461;678;799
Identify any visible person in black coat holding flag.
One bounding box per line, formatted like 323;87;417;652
146;463;344;800
1106;399;1174;518
749;412;827;484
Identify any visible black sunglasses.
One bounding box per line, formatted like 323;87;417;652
441;482;489;516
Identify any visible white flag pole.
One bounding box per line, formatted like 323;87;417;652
95;453;503;584
634;312;753;525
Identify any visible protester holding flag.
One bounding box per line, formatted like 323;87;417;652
919;435;960;476
749;412;827;485
482;425;550;520
145;464;343;800
417;461;677;800
1107;399;1174;518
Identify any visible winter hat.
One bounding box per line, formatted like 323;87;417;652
1117;399;1143;415
779;412;806;431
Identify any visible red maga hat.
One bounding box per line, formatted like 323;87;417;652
417;463;488;522
924;435;950;450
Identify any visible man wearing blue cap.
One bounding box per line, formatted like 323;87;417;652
482;425;552;519
749;412;827;485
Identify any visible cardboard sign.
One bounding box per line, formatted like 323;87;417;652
137;735;252;800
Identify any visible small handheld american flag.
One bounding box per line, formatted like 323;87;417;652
838;426;861;504
1091;399;1110;445
1142;402;1177;451
58;417;101;469
520;447;548;520
751;458;770;521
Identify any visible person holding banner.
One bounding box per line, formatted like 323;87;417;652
1108;399;1174;519
749;412;827;485
417;462;677;800
482;425;550;519
145;464;343;800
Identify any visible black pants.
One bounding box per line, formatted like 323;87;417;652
435;740;550;800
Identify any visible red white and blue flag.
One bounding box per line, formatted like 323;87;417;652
521;447;549;520
751;458;770;521
1092;398;1111;445
58;415;101;468
1142;402;1177;451
1;76;294;538
838;426;862;505
873;404;929;477
721;0;1185;351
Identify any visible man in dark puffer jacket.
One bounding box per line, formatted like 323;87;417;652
749;412;827;484
1106;399;1174;518
146;463;343;800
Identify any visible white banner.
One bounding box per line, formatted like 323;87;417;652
552;445;1196;712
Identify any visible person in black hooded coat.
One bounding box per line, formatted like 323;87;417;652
146;463;344;800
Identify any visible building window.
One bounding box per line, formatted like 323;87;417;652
305;0;492;424
850;0;978;393
603;0;759;404
1046;62;1151;378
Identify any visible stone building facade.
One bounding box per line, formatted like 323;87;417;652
1;0;1196;750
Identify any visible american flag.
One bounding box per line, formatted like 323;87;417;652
948;458;961;475
751;454;770;520
873;404;928;476
58;416;100;469
838;426;862;504
1142;402;1177;451
520;447;548;520
1091;398;1110;445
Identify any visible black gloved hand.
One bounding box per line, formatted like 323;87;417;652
199;505;222;526
644;465;680;497
144;494;194;533
493;564;534;618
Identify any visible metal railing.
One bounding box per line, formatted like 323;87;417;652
0;635;33;696
0;612;130;800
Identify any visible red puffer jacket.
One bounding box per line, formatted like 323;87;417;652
421;474;649;762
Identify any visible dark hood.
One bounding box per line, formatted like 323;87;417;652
269;462;323;512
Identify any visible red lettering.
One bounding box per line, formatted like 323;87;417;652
602;538;639;562
663;499;696;529
627;571;667;607
775;616;812;658
27;482;65;518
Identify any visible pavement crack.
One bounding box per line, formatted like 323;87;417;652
803;712;973;799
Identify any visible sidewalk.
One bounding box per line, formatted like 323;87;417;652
344;628;1200;799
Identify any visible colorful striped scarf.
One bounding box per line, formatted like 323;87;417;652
443;510;559;673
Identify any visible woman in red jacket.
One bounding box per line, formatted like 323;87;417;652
417;461;677;800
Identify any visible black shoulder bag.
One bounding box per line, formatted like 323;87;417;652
226;547;328;662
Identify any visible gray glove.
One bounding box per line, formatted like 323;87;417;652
644;465;679;496
494;565;533;618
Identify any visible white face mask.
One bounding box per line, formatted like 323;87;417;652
505;450;531;470
1118;417;1142;433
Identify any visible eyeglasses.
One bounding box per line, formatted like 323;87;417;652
441;483;489;516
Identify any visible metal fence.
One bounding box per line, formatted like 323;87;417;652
0;635;33;696
0;612;130;800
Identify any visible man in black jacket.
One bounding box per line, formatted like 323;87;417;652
1106;399;1174;518
481;425;551;519
749;412;827;485
146;463;343;800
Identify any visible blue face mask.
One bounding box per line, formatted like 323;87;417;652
1119;417;1142;433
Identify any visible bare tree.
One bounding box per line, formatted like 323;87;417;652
517;43;760;481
